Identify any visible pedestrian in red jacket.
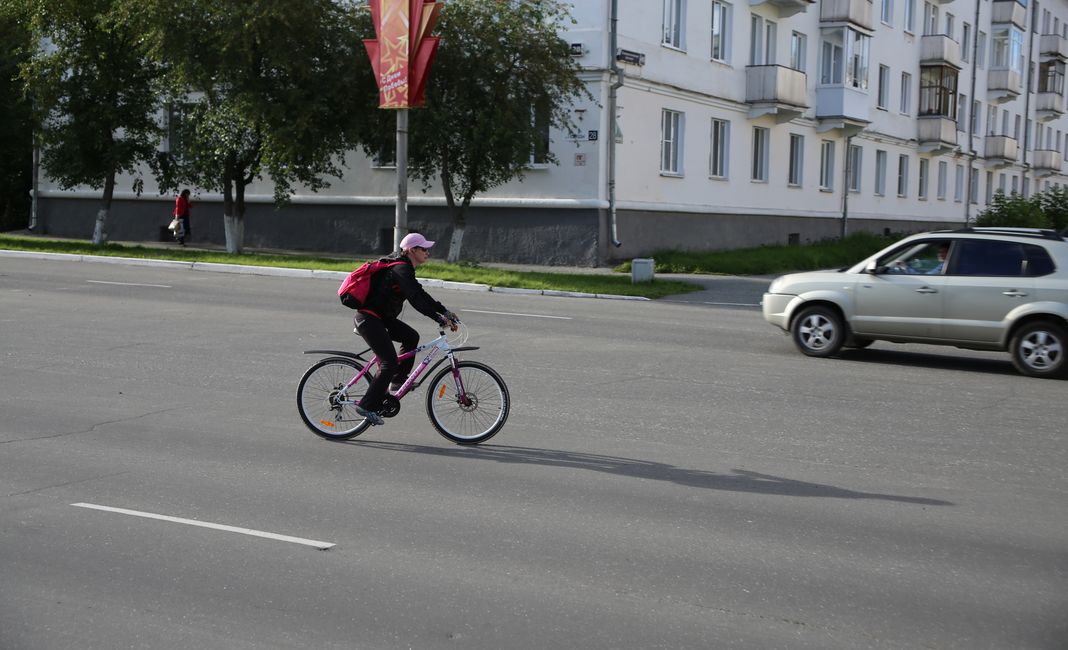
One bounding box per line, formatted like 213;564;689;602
173;189;191;246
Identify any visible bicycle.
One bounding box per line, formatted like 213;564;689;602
296;320;510;445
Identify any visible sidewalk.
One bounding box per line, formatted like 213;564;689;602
1;231;770;306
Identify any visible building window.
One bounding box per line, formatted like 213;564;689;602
957;94;967;131
821;27;870;89
977;31;986;69
875;150;887;196
882;0;894;26
878;65;890;109
710;118;730;178
923;2;939;36
530;101;551;166
955;164;965;202
788;133;803;186
661;109;683;175
820;140;835;191
1039;60;1066;95
992;27;1025;75
945;12;954;38
937;160;948;200
904;0;916;33
711;0;731;62
919;65;959;118
897;155;909;197
790;31;807;71
752;126;769;182
985;170;993;204
972;99;981;134
848;143;862;192
663;0;685;49
918;158;929;200
962;23;971;62
900;72;912;114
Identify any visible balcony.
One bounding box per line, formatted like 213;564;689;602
984;135;1019;168
987;68;1022;104
819;0;873;31
816;85;870;134
746;65;809;121
1036;91;1066;122
991;0;1027;30
1032;149;1064;177
920;35;962;69
1040;34;1068;62
917;116;958;154
749;0;816;18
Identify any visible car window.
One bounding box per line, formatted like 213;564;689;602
1023;244;1056;277
955;240;1027;277
879;240;951;275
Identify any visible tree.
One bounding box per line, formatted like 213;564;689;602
1035;185;1068;232
0;6;33;231
137;0;374;253
14;0;163;244
379;0;590;262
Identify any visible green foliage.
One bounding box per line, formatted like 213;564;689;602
17;0;163;198
1034;185;1068;231
399;0;592;215
134;0;374;219
614;232;903;276
976;191;1048;228
0;7;33;230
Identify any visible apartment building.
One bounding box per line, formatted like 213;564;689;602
34;0;1068;265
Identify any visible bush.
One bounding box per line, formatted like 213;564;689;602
976;188;1068;231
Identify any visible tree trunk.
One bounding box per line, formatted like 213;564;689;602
222;174;242;254
92;172;116;246
447;223;465;263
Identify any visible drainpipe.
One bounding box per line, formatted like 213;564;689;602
1020;1;1037;197
964;0;981;225
607;0;622;248
841;135;853;239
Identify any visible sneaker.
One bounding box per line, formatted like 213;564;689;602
353;405;384;426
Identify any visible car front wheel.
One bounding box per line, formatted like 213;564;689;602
791;305;846;358
1010;321;1067;379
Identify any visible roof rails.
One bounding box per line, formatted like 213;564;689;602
949;227;1066;242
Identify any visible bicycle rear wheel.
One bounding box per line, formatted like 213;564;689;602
297;357;374;440
425;360;509;445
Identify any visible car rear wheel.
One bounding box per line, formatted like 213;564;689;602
1010;321;1067;379
791;305;846;358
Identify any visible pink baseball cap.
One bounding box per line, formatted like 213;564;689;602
399;232;435;250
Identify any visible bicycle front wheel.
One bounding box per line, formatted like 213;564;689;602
297;357;374;440
425;361;509;445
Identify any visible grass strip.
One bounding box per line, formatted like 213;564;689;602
615;232;905;276
0;233;701;300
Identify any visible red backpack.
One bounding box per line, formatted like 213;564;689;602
337;260;405;309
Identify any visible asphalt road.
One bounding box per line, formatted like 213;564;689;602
1;257;1065;650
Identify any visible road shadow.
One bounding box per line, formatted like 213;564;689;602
343;440;953;506
834;347;1019;377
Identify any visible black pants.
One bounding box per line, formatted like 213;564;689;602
355;316;418;412
175;215;190;244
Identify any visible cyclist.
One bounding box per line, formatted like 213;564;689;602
353;232;458;425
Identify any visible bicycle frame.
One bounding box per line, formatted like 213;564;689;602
303;330;480;406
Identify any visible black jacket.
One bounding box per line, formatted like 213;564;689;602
357;252;447;322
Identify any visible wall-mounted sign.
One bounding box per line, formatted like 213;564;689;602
570;43;585;56
574;153;587;166
588;130;598;141
616;49;645;66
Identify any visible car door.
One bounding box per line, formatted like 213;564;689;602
941;239;1034;344
851;240;949;339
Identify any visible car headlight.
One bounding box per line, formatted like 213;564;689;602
768;277;785;294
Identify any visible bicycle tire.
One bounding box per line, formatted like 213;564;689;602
296;357;375;440
425;360;509;445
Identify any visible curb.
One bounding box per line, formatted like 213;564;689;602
0;250;652;301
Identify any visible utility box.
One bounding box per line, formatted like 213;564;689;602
631;258;655;283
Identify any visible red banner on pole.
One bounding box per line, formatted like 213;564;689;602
363;0;442;109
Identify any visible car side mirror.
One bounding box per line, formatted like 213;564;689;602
865;261;880;274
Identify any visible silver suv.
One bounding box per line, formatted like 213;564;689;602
762;228;1068;378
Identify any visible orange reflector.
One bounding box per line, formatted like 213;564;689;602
438;384;447;399
319;420;336;428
